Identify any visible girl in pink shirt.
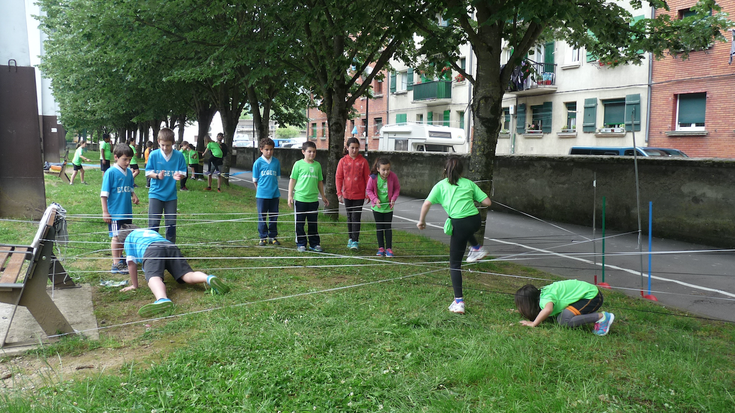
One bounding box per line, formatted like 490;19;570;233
366;157;401;257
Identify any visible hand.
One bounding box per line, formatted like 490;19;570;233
374;201;381;209
520;320;536;327
173;172;183;181
287;197;293;208
338;196;344;204
157;171;165;180
416;221;426;230
323;197;330;207
103;212;111;224
120;285;137;292
132;193;140;205
389;200;395;209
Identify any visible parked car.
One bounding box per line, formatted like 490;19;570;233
569;146;688;157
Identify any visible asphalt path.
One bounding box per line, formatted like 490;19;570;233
228;167;735;323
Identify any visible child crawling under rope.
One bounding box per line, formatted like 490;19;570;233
117;224;231;317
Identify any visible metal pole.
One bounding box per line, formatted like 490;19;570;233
630;107;646;291
592;172;597;284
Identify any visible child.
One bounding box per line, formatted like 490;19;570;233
179;141;190;191
417;157;492;314
336;137;370;250
366;157;400;257
70;140;91;185
144;141;153;188
101;143;139;274
117;224;231;317
515;280;615;336
99;133;112;172
288;141;329;252
127;138;140;185
252;137;281;246
145;128;187;243
187;143;200;181
202;134;223;192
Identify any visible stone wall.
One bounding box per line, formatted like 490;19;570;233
233;148;735;247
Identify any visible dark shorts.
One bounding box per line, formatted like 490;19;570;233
565;291;604;316
142;242;193;283
73;164;83;171
108;219;133;238
129;164;139;170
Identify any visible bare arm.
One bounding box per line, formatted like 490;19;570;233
318;181;329;206
120;261;139;292
416;200;433;230
287;178;296;207
101;196;111;223
480;197;492;207
520;301;554;327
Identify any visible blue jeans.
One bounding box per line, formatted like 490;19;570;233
256;198;280;239
295;200;319;247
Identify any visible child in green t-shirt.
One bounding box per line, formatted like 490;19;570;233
288;141;329;252
416;157;492;315
515;279;615;336
179;141;190;191
70;140;91;185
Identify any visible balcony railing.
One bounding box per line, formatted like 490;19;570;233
507;60;557;93
413;80;452;101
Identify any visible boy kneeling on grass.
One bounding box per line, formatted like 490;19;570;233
117;224;231;317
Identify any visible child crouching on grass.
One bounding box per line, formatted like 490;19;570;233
515;279;615;336
117;224;231;317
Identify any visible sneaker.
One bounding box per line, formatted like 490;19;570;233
213;170;221;176
180;187;188;191
111;263;121;274
217;188;222;193
258;239;267;246
448;300;465;314
593;312;615;336
350;241;359;251
466;246;488;263
309;245;323;252
82;181;89;185
206;275;230;295
269;238;281;246
138;298;173;317
297;245;307;252
205;187;212;191
376;247;385;256
117;260;129;275
204;171;212;176
385;248;394;257
347;239;353;248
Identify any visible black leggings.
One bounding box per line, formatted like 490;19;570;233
373;210;393;249
344;198;364;242
449;214;482;298
557;292;603;327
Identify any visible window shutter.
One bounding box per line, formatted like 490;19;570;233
390;72;396;93
625;94;642;131
516;104;526;134
586;30;598;62
427;111;433;125
678;93;706;124
443;110;451;126
541;101;553;133
407;68;414;91
396;113;407;124
583;98;597;132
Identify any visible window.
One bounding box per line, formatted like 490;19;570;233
311;123;317;139
396;113;407;124
565;102;577;129
458;111;465;129
395;140;408;151
676;93;706;130
407;68;414;91
459;57;466;71
390;72;396;93
399;71;408;91
567;46;580;64
530;102;553;133
679;8;698;19
502;108;510;131
321;122;327;139
602;99;625;127
443;110;450;127
374;79;382;94
416;114;424;124
516;104;526;134
374;117;383;135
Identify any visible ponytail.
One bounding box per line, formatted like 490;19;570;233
443;157;464;185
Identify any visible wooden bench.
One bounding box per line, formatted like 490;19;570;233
0;204;76;348
44;149;71;184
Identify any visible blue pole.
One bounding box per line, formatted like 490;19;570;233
648;201;653;295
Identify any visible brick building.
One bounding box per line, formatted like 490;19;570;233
649;1;735;158
306;68;389;151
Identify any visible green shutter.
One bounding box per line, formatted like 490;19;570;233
427;111;433;125
541;101;553;133
396;113;407;124
631;15;645;55
458;111;465;128
586;30;598;62
407;68;414;91
583;98;597;132
544;42;555;73
516;104;526;134
625;94;642;131
390;72;396;93
678;93;706;124
603;99;625;126
443;110;451;127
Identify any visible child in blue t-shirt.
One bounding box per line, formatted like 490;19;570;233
117;224;230;317
252;138;282;246
101;143;139;274
145;128;187;243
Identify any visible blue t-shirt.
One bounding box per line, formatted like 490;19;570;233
100;164;135;221
252;156;281;199
146;149;187;202
124;229;169;264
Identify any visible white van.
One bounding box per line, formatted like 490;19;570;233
378;123;466;153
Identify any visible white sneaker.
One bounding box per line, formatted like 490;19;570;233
466;246;488;263
448;300;465;314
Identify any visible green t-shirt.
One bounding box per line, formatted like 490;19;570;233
426;177;488;219
207;141;223;158
539;280;600;317
189;150;199;165
129;144;138;165
180;149;190;165
101;141;112;160
372;175;392;213
72;147;84;166
290;159;323;203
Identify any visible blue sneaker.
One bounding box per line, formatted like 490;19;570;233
111;263;121;274
376;247;385;256
347;239;353;248
138;298;173;318
309;245;323;252
594;312;615;336
297;245;307;252
385;248;394;257
350;241;359;251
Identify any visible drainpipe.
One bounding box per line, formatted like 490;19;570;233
645;5;655;144
467;43;473;153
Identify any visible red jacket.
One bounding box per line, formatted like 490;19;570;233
336;154;370;200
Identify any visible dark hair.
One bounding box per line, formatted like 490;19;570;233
127;138;135;145
146;141;153;147
344;137;360;156
302;141;316;151
102;133;111;141
259;137;275;149
188;143;196;150
113;143;134;158
75;140;86;149
117;223;141;244
515;284;542;321
371;157;391;175
158;128;175;143
443;157;464;185
216;133;224;142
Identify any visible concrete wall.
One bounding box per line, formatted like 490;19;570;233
234;148;735;247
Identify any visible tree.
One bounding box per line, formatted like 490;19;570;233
275;125;302;140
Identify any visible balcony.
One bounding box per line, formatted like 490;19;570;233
413;80;452;104
506;60;557;96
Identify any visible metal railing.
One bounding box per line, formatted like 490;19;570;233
413;80;453;101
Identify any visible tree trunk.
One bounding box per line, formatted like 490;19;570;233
219;109;239;186
151;119;162;148
322;86;349;219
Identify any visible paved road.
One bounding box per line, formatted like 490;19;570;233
228;167;735;322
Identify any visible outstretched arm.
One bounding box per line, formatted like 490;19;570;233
520;302;554;327
416;200;432;230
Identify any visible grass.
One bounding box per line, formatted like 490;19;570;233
1;153;735;411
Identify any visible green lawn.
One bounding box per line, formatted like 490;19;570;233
1;155;734;412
